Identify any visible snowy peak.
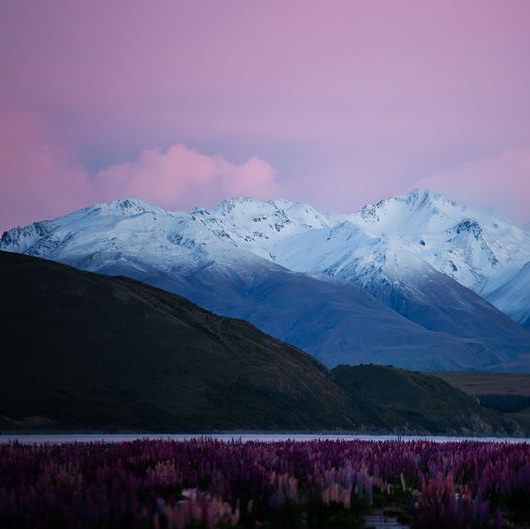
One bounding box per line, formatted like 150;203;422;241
213;196;268;216
386;188;455;215
404;188;456;208
2;190;530;327
348;189;530;295
271;216;434;291
191;197;341;258
355;189;465;232
0;197;179;261
88;197;167;217
208;196;335;229
0;221;54;254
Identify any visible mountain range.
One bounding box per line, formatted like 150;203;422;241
2;189;530;371
0;250;520;435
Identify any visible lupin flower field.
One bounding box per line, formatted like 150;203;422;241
1;439;530;529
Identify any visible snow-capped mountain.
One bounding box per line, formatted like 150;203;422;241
214;190;528;294
346;189;530;297
268;217;529;349
191;189;530;327
192;190;530;330
186;197;347;261
0;196;494;370
0;198;272;277
2;191;530;371
179;190;530;313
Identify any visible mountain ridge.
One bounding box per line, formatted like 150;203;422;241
2;190;530;371
0;250;521;435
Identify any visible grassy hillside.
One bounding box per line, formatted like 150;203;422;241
332;364;521;435
0;250;356;431
436;371;530;433
435;371;530;396
0;250;521;435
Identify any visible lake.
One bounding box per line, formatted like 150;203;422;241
1;433;529;444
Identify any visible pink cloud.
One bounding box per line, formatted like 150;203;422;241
413;149;530;225
94;144;280;210
0;108;91;231
1;1;530;230
0;109;281;232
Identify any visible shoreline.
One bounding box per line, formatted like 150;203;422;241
2;432;529;445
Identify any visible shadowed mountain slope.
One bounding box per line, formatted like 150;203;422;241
0;251;521;435
0;250;356;431
2;197;529;371
488;262;530;330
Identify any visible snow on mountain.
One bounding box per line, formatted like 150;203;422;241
2;191;530;371
181;190;530;311
347;189;530;296
193;189;530;332
268;217;530;357
269;220;425;286
189;197;345;260
1;196;506;371
0;198;167;257
9;198;285;283
488;261;530;330
3;191;530;313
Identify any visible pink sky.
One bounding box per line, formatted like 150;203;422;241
1;0;530;231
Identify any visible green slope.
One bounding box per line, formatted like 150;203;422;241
331;364;521;435
0;250;355;431
435;371;530;433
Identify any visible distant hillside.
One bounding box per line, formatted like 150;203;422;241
484;352;530;373
0;250;355;431
436;371;530;432
0;251;521;435
435;371;530;396
331;365;520;435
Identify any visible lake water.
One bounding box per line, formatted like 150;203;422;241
1;433;529;444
